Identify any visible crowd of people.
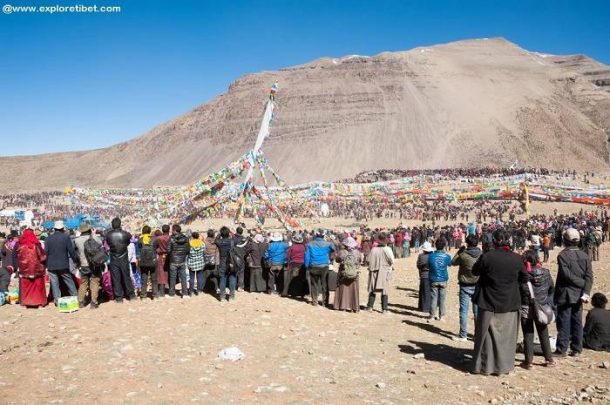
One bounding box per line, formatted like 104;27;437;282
339;167;582;184
1;205;609;375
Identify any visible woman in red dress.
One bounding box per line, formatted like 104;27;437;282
14;229;47;307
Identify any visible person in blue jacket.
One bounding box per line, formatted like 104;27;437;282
264;232;288;294
428;238;452;321
305;229;335;306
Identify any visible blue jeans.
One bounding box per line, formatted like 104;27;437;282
458;285;478;338
429;281;447;319
218;265;236;299
188;270;204;294
169;262;187;297
414;240;420;250
48;269;77;305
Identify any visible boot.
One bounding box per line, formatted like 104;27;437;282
366;292;376;311
381;295;389;313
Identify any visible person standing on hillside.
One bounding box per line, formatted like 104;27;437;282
45;221;79;305
451;234;481;341
265;232;288;294
366;233;394;313
554;228;593;357
155;225;171;298
247;233;267;293
472;228;529;376
416;242;434;313
519;250;555;369
166;224;190;299
105;217;135;303
428;238;451;322
14;228;47;308
202;229;220;295
138;225;158;300
232;227;249;291
186;231;206;296
305;229;335;307
216;226;236;302
285;233;307;298
73;223;103;308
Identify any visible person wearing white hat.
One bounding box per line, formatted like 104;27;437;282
247;234;268;293
416;241;434;312
264;232;288;294
554;228;593;357
44;219;78;306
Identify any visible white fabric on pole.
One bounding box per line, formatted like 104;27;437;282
253;100;274;153
243;99;274;186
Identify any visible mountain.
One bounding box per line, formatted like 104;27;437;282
1;38;609;192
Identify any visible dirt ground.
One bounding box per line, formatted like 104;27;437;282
1;203;610;404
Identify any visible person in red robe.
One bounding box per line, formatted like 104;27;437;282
14;229;48;307
155;226;171;297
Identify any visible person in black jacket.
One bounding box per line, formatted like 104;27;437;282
471;228;529;376
167;224;190;298
584;293;610;351
105;217;135;303
554;228;594;357
416;242;433;312
232;227;249;291
215;226;235;302
45;221;79;305
519;250;555;369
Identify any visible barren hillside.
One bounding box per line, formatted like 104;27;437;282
1;38;609;191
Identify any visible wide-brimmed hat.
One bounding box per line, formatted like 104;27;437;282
421;241;434;253
595;226;602;231
292;234;304;244
254;234;265;244
342;237;358;249
54;220;65;230
270;232;283;242
79;223;91;233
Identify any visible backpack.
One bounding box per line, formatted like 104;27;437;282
585;232;597;247
341;251;359;280
17;244;46;277
139;241;157;268
230;241;246;273
84;234;108;267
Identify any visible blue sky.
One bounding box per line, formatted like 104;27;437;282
1;0;608;156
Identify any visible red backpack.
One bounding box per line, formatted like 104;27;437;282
17;244;46;277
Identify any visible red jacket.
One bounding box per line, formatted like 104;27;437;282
286;243;306;265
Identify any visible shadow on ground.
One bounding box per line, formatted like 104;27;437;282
399;340;472;372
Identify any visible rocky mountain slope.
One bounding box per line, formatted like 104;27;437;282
1;38;609;191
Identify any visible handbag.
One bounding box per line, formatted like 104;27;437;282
527;282;555;325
